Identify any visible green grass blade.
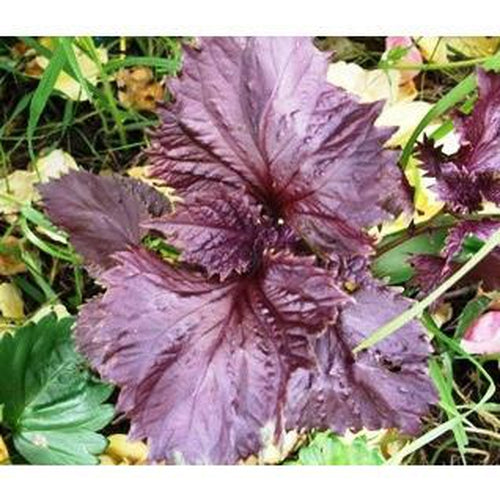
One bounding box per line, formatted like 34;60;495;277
354;229;500;353
0;91;33;137
19;36;53;59
27;41;66;161
429;357;468;463
387;313;496;464
58;37;94;102
104;56;180;74
19;217;79;263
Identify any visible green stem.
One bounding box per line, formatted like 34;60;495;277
355;229;500;354
383;57;488;72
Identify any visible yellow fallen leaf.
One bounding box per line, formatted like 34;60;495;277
256;422;300;465
327;62;421;149
99;454;117;465
127;166;180;204
0;171;37;216
1;150;79;220
375;100;433;148
0;434;9;465
103;434;148;465
0;236;26;276
0;282;24;320
415;37;500;63
414;37;448;64
35;38;108;101
36;149;79;182
327;61;403;104
377;156;445;238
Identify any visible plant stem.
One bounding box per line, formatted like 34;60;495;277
382;57;488;72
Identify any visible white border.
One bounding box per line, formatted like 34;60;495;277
1;0;500;34
1;465;498;499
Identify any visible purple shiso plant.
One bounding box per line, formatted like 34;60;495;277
40;37;438;465
413;68;500;292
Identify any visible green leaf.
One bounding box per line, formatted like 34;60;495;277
104;56;180;74
289;432;384;465
0;314;114;465
454;295;492;340
27;40;66;160
372;229;447;284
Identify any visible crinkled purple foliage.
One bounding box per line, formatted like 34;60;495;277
41;37;436;464
417;69;500;214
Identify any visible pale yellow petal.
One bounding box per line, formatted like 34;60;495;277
99;454;118;465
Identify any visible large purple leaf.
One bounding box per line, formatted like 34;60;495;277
285;284;437;435
417;70;500;213
39;171;170;270
149;38;327;199
283;87;409;254
149;37;410;257
76;247;344;464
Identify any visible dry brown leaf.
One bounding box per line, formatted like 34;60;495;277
0;236;26;276
0;282;24;320
24;58;44;78
117;67;164;111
